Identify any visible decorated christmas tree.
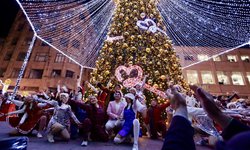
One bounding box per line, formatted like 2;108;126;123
90;0;188;103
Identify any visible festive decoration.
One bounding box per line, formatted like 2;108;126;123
115;65;167;98
91;0;188;104
12;35;36;99
15;0;249;69
137;18;167;36
106;36;124;42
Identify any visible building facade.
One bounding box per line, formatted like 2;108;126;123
0;11;91;93
179;47;250;98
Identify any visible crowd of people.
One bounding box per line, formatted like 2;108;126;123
0;78;250;150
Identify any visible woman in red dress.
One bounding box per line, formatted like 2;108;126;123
5;96;51;138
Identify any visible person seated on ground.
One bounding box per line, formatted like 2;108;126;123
68;95;109;146
145;98;170;139
162;84;250;150
36;93;82;143
114;93;146;150
105;91;126;137
5;95;50;138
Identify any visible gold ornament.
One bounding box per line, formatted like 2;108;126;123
118;56;123;61
119;13;124;18
104;70;110;75
125;16;129;21
116;42;120;46
130;35;135;40
146;48;151;53
153;84;159;89
124;32;129;36
131;46;137;51
151;38;156;43
155;71;160;76
138;35;142;39
122;43;128;48
160;75;166;80
148;79;153;85
124;22;129;27
157;61;161;65
108;48;113;52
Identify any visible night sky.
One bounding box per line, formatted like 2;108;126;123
0;0;19;38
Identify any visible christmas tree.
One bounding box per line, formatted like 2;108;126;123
90;0;188;103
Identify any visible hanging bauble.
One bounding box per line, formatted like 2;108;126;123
131;46;137;51
155;70;160;76
160;75;166;80
151;38;156;43
108;48;113;52
122;43;128;48
148;79;153;85
124;32;130;36
153;84;159;89
118;56;123;61
119;13;124;18
130;35;135;40
146;48;151;53
104;70;110;75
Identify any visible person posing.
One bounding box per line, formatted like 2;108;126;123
114;93;146;150
145;99;170;139
105;91;126;135
5;95;50;138
36;93;82;143
68;95;109;146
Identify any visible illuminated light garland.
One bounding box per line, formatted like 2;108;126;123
115;65;167;98
11;34;36;99
15;0;249;69
158;0;250;68
16;0;115;68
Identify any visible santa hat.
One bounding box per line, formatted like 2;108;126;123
124;93;135;101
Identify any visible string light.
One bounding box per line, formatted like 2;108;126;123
16;0;249;69
16;0;115;68
158;0;250;68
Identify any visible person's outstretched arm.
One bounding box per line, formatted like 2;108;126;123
162;85;195;150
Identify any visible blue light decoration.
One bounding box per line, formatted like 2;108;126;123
15;0;249;69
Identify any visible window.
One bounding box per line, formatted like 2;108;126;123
186;70;199;84
55;53;65;63
29;69;43;79
231;72;244;85
72;40;80;49
65;70;74;78
227;55;237;62
0;68;6;77
217;71;230;85
184;55;194;61
59;38;69;47
201;71;215;84
11;37;18;45
16;52;26;61
35;53;48;62
241;56;250;62
213;56;221;61
4;51;13;61
198;54;209;61
51;69;61;77
10;68;21;78
246;72;250;84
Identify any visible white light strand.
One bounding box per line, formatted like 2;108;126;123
158;0;250;68
12;34;36;99
18;0;115;67
16;0;250;69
